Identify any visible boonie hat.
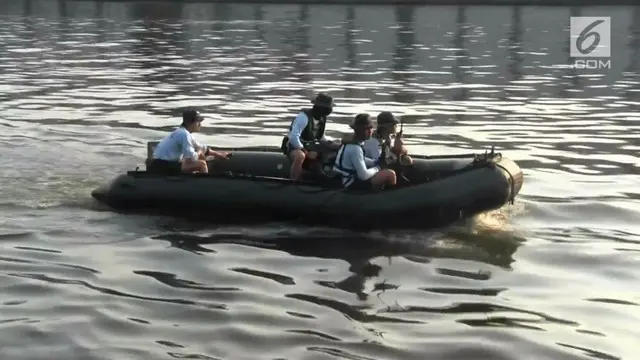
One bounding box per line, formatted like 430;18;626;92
311;93;335;108
350;113;374;129
377;111;400;127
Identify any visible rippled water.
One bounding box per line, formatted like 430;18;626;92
0;1;639;359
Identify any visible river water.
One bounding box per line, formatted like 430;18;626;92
0;1;639;359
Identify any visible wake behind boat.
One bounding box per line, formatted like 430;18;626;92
91;142;523;230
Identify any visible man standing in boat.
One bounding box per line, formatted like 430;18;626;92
147;109;230;175
282;93;340;181
333;113;397;190
363;111;413;167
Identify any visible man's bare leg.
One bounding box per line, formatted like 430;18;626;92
182;159;208;174
371;169;396;188
289;149;306;180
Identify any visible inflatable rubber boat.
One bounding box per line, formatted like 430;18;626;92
91;142;523;230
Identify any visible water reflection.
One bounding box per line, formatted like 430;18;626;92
559;7;582;97
343;7;357;99
57;0;68;32
0;0;638;174
21;0;35;40
153;226;522;303
505;6;523;99
212;3;231;38
132;0;184;21
254;5;265;44
293;5;311;85
392;6;415;103
130;1;188;115
1;3;640;360
624;6;640;99
94;1;106;53
452;6;470;101
95;0;103;19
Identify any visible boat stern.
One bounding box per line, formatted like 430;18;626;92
90;173;135;209
91;183;110;203
495;157;524;203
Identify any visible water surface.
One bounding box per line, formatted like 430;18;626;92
0;1;639;359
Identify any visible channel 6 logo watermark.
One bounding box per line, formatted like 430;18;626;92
570;16;611;69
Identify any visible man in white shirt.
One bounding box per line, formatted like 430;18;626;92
147;109;230;174
281;93;340;181
362;111;412;166
333;113;397;190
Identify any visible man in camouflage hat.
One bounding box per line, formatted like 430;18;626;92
333;113;397;190
362;111;412;166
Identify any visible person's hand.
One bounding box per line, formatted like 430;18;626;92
394;135;404;146
216;151;231;160
393;136;405;150
307;151;318;160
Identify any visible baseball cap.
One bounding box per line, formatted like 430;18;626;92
182;109;204;126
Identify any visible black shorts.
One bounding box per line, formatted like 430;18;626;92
347;177;373;190
147;159;181;175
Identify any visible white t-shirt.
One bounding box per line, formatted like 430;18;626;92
152;127;204;162
333;143;379;186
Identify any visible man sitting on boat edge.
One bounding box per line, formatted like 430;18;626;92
333;113;397;190
147;109;230;175
281;93;341;181
363;111;413;167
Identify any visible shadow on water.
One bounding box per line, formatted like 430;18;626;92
392;5;415;104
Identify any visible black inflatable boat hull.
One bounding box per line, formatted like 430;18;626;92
92;147;523;230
